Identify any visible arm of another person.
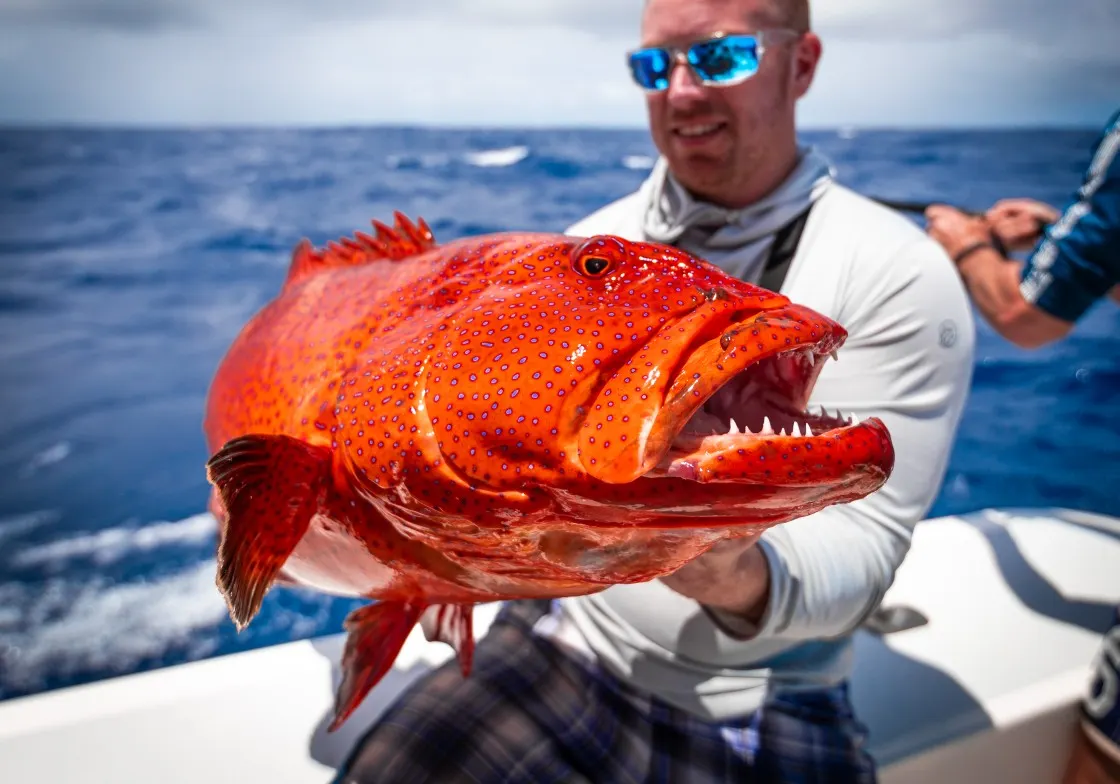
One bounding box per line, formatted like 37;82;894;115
665;234;977;640
927;120;1120;349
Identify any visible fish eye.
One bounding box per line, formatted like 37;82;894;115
572;235;628;278
580;256;611;276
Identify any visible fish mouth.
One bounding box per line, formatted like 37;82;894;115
577;298;894;487
656;345;893;486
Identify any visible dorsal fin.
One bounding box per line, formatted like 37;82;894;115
283;211;437;287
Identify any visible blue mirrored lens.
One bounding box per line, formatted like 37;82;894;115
688;35;759;83
628;48;672;90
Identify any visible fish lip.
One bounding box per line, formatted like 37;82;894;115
659;416;894;483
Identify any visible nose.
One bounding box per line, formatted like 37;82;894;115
663;54;708;108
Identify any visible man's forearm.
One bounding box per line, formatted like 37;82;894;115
658;536;772;633
957;247;1072;348
701;544;773;639
705;544;771;623
955;246;1027;327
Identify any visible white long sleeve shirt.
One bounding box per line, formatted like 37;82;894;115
539;179;977;720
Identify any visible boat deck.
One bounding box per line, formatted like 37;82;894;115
1;507;1117;783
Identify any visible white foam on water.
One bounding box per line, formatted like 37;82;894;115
0;558;229;692
12;513;217;568
209;189;277;231
622;154;655;170
0;510;59;545
462;145;530;168
18;442;72;478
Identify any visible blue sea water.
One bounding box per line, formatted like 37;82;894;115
0;126;1117;702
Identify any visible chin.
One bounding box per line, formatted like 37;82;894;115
669;154;734;195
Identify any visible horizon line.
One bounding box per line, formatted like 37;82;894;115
0;119;1102;133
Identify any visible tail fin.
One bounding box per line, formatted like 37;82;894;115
284;212;437;288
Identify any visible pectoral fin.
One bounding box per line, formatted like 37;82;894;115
205;433;332;629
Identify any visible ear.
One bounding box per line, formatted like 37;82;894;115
792;32;822;98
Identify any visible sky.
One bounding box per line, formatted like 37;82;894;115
0;0;1117;128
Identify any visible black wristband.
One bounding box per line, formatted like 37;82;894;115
953;240;997;265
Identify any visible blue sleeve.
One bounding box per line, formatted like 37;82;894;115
1020;110;1120;323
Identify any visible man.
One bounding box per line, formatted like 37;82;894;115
925;109;1120;784
337;0;976;781
925;108;1120;349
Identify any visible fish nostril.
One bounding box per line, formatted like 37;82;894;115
700;286;731;302
719;326;745;351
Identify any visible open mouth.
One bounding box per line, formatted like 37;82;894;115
576;296;893;487
673;344;854;445
673;121;727;143
655;312;893;485
657;342;871;481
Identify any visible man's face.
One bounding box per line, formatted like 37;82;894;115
637;0;817;206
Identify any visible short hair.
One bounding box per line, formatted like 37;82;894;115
778;0;811;31
642;0;811;32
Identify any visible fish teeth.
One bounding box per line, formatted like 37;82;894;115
850;413;860;426
760;416;774;435
805;423;813;437
791;421;801;437
805;350;815;367
830;350;839;361
728;417;739;435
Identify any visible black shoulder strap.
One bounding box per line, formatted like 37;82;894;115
758;204;814;293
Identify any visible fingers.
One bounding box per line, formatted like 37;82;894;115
987;198;1059;225
924;204;961;221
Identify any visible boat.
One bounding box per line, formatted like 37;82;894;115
0;505;1116;783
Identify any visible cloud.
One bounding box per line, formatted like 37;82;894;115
0;16;645;126
0;0;205;32
813;0;1119;41
0;0;646;35
0;0;1116;127
9;0;1118;43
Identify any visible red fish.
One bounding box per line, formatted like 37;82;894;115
203;212;894;730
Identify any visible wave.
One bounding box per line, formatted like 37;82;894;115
386;146;533;171
463;145;530;168
11;513;217;568
0;510;59;545
0;559;228;693
18;441;72;478
0;508;352;698
621;154;655;170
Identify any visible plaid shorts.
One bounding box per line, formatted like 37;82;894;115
336;599;878;784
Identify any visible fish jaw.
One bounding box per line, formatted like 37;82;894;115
661;416;894;491
577;302;849;484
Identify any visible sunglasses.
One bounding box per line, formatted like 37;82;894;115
626;30;801;92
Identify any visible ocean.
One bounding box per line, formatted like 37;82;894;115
1;126;1117;702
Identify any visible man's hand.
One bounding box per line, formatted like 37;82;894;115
985;198;1058;252
659;534;770;624
924;204;994;263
